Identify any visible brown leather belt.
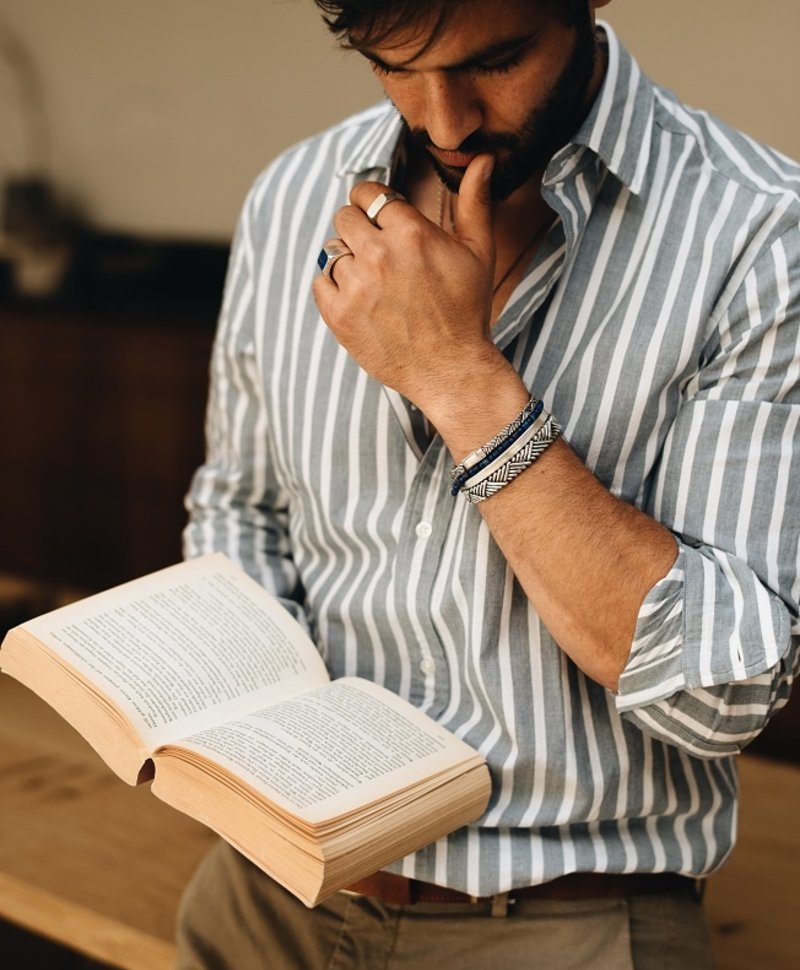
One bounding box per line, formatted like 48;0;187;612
345;870;698;906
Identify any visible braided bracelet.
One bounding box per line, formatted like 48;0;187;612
452;406;550;496
450;397;539;485
450;399;544;495
460;414;562;504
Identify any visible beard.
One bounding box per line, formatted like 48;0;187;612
402;13;599;202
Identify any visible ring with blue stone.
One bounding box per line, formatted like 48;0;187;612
317;242;353;281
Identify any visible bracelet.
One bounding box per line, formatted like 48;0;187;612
450;399;544;496
452;406;550;496
450;398;540;486
461;413;562;504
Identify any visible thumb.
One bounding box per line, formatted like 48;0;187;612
454;152;495;262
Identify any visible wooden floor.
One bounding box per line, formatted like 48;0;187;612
0;674;797;969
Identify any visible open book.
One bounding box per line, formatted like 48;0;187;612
0;554;491;907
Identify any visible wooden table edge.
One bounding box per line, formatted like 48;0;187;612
0;871;176;970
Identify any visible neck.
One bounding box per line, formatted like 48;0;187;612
490;172;548;237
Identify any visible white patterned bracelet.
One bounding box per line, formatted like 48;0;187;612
450;397;539;486
460;413;562;504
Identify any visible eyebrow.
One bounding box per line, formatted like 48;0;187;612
360;30;540;74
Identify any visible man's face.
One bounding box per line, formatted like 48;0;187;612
357;1;603;201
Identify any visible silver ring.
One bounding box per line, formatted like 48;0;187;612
366;190;405;227
317;242;353;281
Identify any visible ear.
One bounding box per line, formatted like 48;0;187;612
591;0;613;10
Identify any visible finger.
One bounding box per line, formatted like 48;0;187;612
350;181;409;228
453;153;495;263
312;273;334;324
317;238;354;284
312;263;340;319
333;205;378;251
349;180;390;209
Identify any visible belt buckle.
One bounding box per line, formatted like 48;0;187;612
490;892;512;917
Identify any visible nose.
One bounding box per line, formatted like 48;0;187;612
421;73;482;151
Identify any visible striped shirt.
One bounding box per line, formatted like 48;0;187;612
184;24;800;896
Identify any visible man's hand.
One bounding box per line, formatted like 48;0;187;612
312;154;501;415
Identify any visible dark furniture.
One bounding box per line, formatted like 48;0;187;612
0;251;220;592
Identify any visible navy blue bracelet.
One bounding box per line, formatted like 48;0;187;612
450;399;544;496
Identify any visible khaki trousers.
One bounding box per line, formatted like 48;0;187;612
175;842;715;970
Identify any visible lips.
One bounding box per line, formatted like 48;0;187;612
429;147;478;168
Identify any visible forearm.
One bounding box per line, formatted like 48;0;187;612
427;359;677;691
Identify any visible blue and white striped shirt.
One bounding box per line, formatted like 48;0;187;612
184;24;799;896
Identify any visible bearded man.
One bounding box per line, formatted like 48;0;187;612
178;2;800;967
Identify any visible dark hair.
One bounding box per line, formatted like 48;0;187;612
314;0;587;50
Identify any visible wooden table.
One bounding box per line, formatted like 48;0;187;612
0;674;797;969
0;675;216;969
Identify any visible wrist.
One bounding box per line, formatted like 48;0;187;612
419;351;531;461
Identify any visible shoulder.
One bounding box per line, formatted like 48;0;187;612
650;83;800;213
225;100;398;280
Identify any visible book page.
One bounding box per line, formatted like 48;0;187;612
164;677;484;824
21;555;329;748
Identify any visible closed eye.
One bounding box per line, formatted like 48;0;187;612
363;29;538;80
466;50;526;76
369;59;408;78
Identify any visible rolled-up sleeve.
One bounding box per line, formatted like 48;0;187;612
183;180;308;629
616;223;800;756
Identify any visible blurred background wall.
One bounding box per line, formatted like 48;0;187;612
0;0;798;241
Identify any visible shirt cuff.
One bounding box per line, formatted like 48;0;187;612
615;536;793;713
615;547;687;711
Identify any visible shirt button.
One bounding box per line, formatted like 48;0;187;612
415;521;433;539
420;657;436;675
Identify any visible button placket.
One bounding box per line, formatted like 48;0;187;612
392;445;454;710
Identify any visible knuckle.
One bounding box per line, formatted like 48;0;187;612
344;271;367;300
334;205;359;233
403;219;427;244
311;278;326;309
364;242;388;270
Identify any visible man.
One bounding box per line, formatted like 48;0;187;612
177;1;799;966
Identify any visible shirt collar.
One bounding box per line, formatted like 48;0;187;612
336;102;405;181
560;21;655;196
337;22;655;195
